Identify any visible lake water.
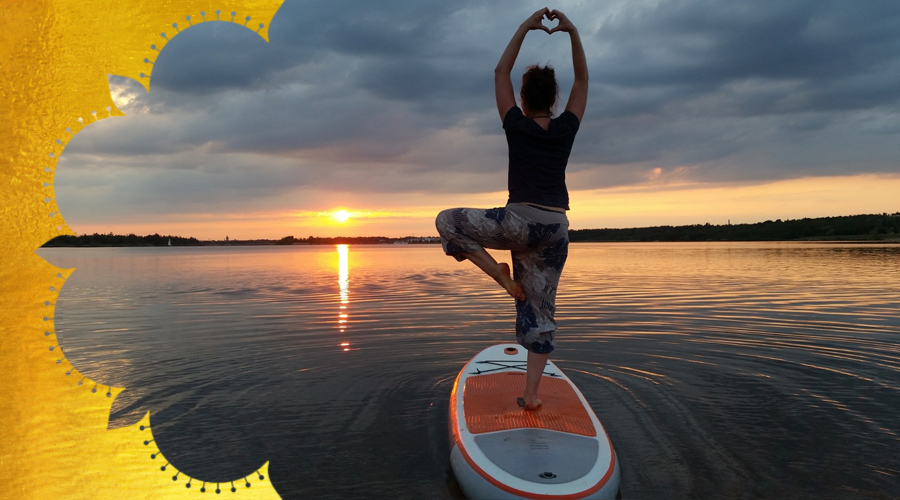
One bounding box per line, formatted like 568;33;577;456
39;242;900;499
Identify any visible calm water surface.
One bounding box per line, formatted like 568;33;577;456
39;243;900;499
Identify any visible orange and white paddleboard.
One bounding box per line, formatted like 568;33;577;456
449;344;620;500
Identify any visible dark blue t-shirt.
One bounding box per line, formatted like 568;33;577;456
503;106;580;210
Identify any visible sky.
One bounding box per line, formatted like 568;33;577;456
56;0;900;239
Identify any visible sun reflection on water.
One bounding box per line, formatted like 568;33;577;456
336;244;353;351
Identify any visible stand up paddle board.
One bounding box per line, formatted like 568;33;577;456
449;344;620;500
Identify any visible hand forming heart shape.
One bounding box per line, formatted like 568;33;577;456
542;15;559;32
524;8;574;35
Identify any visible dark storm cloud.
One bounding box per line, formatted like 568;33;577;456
271;0;485;56
149;21;286;94
594;0;900;115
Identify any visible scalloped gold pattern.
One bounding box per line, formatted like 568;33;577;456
1;1;284;498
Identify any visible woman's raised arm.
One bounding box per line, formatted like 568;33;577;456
495;8;551;120
549;10;588;122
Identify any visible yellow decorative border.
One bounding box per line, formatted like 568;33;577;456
1;1;283;498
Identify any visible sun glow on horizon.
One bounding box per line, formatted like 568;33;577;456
65;174;900;240
332;210;351;223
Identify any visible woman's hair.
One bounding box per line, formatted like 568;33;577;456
521;64;558;115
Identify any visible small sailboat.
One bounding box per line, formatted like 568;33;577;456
167;238;172;246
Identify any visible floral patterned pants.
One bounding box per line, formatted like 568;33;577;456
435;203;568;353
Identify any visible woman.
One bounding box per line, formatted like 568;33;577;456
435;8;588;410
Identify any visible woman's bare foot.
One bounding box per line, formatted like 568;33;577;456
522;394;543;411
459;250;525;300
498;263;526;300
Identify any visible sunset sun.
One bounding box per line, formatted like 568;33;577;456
331;210;351;223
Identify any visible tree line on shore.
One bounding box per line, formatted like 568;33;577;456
42;233;203;247
41;233;433;247
41;213;899;247
570;213;900;242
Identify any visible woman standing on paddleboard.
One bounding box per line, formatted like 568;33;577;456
436;8;588;410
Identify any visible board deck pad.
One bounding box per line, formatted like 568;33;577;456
464;371;597;436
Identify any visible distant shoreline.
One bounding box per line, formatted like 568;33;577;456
41;213;899;247
41;234;443;247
